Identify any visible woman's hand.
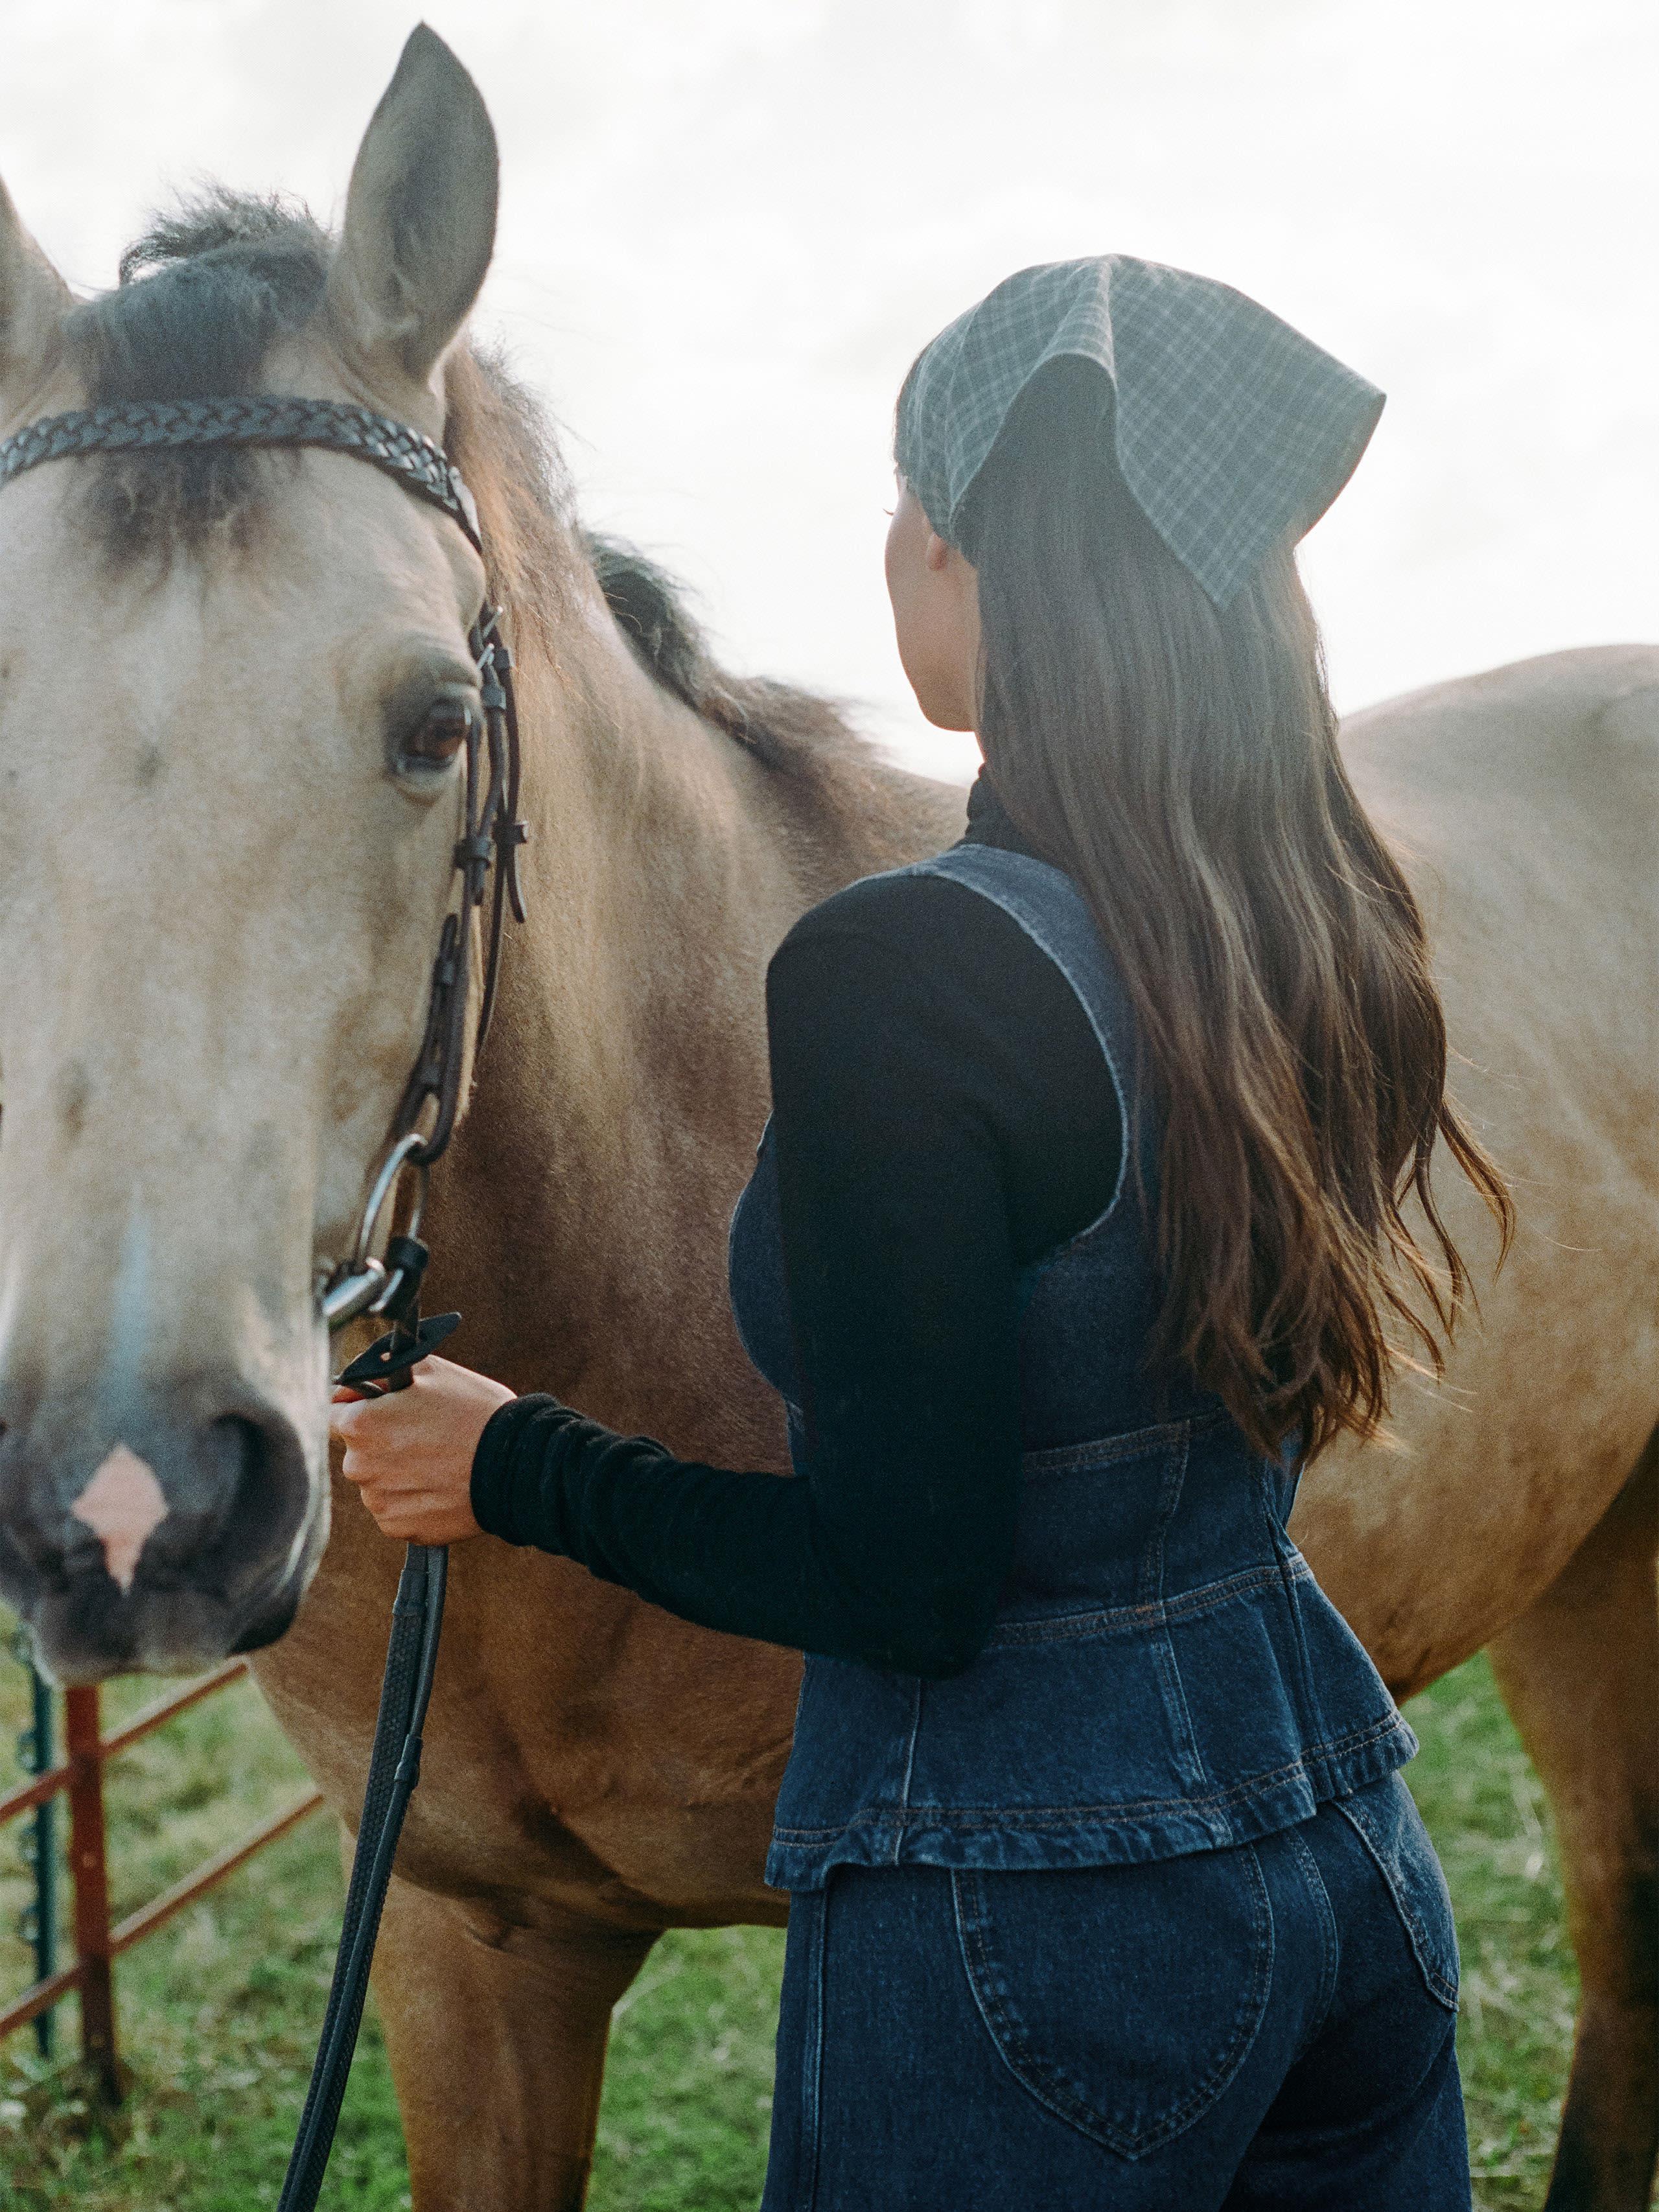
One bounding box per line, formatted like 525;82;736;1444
329;1354;516;1546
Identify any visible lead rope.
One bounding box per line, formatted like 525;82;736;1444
277;1264;455;2212
277;1254;450;2212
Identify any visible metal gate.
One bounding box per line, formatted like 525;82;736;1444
1;1635;323;2097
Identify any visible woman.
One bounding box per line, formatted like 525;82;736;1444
334;256;1510;2209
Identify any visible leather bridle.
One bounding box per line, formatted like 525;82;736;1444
0;395;530;1335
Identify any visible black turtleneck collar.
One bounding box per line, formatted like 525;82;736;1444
962;767;1041;861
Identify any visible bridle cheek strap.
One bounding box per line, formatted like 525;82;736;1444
0;395;531;1325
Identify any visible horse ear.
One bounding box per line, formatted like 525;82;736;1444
325;25;498;403
0;178;73;408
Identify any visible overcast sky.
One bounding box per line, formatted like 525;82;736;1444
3;0;1654;777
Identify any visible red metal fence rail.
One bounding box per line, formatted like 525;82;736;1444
1;1657;324;2096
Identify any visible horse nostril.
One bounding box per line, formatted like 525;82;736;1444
211;1414;264;1489
205;1412;301;1571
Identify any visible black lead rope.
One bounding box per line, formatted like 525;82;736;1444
276;1543;445;2212
277;1253;461;2212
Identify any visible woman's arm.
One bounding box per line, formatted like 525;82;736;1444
338;874;1119;1678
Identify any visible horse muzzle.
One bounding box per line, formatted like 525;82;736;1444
0;1379;323;1682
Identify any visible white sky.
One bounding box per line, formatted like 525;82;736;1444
4;0;1654;778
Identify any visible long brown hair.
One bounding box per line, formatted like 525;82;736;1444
955;360;1511;1462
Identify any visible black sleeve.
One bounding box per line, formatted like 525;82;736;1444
469;872;1119;1678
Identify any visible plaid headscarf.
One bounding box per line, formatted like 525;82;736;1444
895;256;1384;609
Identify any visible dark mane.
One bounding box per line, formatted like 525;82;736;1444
103;190;331;390
67;189;890;799
585;536;870;773
66;190;332;558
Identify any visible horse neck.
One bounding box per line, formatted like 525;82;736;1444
421;584;804;1460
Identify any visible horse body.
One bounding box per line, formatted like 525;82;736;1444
1308;646;1658;1687
1309;650;1659;2212
0;32;1651;2211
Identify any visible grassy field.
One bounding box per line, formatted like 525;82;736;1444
0;1636;1576;2210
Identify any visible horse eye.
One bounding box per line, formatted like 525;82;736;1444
401;695;475;771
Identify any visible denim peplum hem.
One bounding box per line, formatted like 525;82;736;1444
765;1711;1417;1891
758;1409;1421;1895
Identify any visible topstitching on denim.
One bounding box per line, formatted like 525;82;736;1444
949;1849;1275;2158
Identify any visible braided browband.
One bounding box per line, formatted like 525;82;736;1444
0;396;481;551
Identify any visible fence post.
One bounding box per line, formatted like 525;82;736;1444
64;1686;120;2101
17;1646;58;2058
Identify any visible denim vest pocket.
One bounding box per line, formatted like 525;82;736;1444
949;1848;1273;2159
1333;1773;1460;2011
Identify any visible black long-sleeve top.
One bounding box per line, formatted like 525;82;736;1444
469;776;1122;1678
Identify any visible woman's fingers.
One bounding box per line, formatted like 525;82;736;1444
325;1353;513;1545
344;1468;481;1545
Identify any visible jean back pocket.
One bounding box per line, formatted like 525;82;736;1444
951;1845;1273;2160
1332;1773;1459;2011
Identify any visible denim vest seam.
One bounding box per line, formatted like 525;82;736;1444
1260;1471;1334;1756
771;1717;1412;1840
1142;1428;1212;1792
1019;1407;1229;1474
902;849;1134;1230
982;1555;1312;1648
1316;1710;1414;1760
895;1677;922;1865
1135;1434;1180;1605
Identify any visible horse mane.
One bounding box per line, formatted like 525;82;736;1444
65;191;331;559
583;535;872;774
66;188;883;795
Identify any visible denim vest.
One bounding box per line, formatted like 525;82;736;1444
729;844;1416;1892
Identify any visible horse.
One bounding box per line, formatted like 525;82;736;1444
0;30;1651;2212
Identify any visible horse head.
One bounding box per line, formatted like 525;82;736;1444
0;29;504;1678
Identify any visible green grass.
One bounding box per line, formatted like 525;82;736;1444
0;1640;1575;2209
1405;1660;1577;2207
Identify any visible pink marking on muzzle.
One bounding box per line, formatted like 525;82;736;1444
71;1445;169;1593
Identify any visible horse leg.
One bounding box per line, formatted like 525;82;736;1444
367;1871;658;2211
1487;1429;1658;2212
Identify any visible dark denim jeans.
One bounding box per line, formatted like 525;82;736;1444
760;1773;1468;2210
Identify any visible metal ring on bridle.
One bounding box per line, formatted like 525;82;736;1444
353;1128;430;1260
318;1130;432;1331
